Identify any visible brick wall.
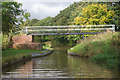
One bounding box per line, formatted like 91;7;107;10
12;34;42;50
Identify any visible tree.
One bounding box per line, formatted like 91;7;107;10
111;2;120;30
74;4;115;25
36;17;53;26
2;2;30;34
23;17;53;26
23;12;31;20
23;18;39;26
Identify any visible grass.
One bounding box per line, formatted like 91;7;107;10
2;49;43;64
2;40;54;65
68;31;120;68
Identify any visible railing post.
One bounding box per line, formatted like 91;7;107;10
112;25;115;32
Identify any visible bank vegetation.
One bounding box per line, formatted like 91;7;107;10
68;31;120;68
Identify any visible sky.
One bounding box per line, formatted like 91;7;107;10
22;2;72;20
17;1;74;20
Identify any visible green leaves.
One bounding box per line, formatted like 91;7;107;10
2;2;30;34
24;17;53;26
74;4;115;25
23;12;31;20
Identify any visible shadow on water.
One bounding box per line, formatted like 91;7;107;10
2;45;119;78
2;59;31;74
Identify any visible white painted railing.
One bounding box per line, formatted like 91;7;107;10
22;24;115;35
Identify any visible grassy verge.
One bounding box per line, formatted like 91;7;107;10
2;49;42;65
68;31;120;68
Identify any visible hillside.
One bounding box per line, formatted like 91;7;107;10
52;2;119;28
52;2;91;26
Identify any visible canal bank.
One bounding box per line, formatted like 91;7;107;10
2;49;54;68
68;32;120;69
2;45;119;78
31;48;54;58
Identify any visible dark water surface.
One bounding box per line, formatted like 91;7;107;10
2;46;119;78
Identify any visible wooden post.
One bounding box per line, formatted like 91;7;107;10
32;35;34;42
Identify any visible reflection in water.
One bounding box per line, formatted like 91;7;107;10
2;46;119;78
67;56;118;78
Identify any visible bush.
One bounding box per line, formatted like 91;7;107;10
2;35;10;49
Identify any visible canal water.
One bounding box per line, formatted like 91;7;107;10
2;46;119;78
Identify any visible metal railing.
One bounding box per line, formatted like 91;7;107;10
21;24;115;35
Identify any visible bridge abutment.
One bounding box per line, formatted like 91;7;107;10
32;35;34;42
12;34;42;50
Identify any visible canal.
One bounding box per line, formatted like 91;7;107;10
2;46;119;78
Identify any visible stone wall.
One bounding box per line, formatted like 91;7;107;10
12;34;42;50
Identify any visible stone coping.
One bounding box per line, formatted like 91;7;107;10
32;50;54;58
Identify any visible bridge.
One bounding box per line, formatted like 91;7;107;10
21;25;115;37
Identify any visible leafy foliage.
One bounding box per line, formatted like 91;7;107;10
23;17;53;26
74;4;115;25
36;17;53;26
111;2;120;29
52;2;91;26
23;18;39;26
2;2;30;34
